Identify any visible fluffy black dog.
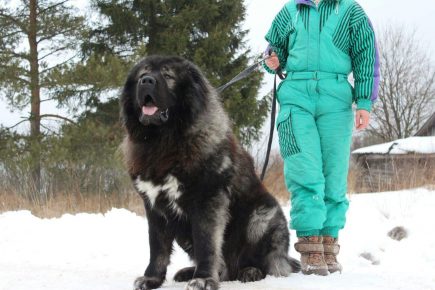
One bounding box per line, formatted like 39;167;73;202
120;55;300;290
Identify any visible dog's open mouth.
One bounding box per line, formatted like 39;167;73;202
142;95;159;116
138;94;170;126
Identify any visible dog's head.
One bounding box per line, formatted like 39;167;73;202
120;55;212;140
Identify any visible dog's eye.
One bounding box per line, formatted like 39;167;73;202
163;73;173;80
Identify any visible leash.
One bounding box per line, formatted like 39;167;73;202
216;56;269;93
260;73;277;181
260;65;286;181
217;51;285;182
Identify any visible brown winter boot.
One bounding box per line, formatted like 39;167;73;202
294;236;329;276
322;236;342;274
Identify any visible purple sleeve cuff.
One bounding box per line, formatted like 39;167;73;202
368;19;380;102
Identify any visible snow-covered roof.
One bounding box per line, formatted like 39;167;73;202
352;136;435;155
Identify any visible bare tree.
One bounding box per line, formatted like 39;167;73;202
368;25;435;141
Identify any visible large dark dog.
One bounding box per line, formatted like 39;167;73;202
120;55;300;290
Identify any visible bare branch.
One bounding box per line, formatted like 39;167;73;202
40;97;58;103
37;0;69;16
40;114;76;124
7;118;29;130
37;26;81;45
39;54;78;75
38;46;70;61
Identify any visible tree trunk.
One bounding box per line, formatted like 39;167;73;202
28;0;41;196
146;1;158;54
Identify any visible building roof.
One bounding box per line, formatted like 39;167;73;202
352;136;435;155
415;112;435;136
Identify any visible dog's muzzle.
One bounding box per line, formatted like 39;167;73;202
136;76;170;126
140;75;156;88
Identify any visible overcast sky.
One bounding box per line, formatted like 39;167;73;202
1;0;435;130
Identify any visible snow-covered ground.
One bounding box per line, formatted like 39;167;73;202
1;188;435;290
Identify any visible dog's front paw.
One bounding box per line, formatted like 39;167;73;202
237;267;265;282
133;276;163;290
185;278;219;290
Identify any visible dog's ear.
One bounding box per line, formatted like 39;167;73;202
185;61;211;94
187;63;204;84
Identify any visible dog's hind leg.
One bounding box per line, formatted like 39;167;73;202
263;212;301;276
134;210;175;290
265;254;301;276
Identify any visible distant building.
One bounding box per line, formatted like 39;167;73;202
415;113;435;137
352;114;435;192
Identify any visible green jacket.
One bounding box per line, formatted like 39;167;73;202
265;0;379;111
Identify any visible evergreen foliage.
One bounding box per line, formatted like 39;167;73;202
0;0;269;199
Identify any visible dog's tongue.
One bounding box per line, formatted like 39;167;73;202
142;106;158;116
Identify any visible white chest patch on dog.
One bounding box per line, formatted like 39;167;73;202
135;178;161;207
162;175;183;216
135;175;183;215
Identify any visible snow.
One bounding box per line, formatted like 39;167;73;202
352;136;435;155
1;188;435;290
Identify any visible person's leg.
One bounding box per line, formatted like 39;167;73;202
315;78;354;273
278;103;329;276
316;79;353;237
317;109;353;237
278;104;326;237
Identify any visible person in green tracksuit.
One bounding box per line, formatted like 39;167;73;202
264;0;379;275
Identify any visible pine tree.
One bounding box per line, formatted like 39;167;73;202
0;0;85;194
85;0;268;146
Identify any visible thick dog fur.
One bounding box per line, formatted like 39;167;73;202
120;55;300;290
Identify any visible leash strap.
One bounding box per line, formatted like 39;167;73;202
216;57;268;93
260;73;278;181
215;53;283;182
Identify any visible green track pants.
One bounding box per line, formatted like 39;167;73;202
276;74;353;238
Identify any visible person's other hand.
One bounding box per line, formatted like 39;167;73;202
355;110;370;130
265;52;280;70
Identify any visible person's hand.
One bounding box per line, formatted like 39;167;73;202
265;52;280;70
355;110;370;130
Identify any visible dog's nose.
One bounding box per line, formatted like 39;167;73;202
140;76;156;87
